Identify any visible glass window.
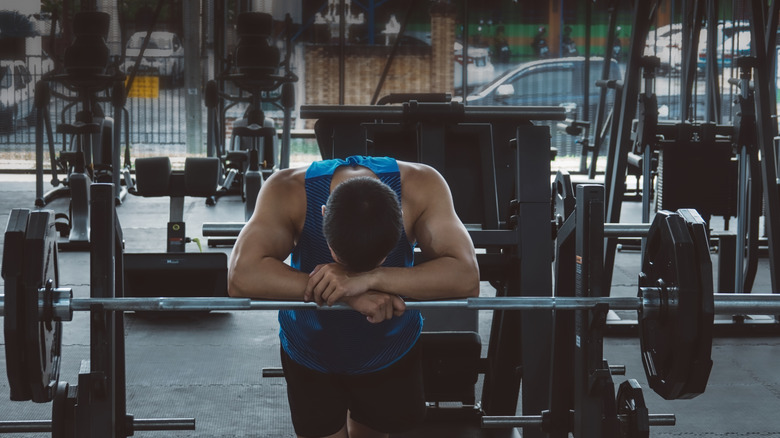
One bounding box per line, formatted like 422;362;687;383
0;66;10;89
511;67;572;99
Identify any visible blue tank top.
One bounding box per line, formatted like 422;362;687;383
279;156;422;374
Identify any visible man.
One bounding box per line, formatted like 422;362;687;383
229;155;480;438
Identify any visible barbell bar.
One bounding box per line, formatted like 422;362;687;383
0;417;196;433
201;222;655;238
1;287;778;320
480;413;676;428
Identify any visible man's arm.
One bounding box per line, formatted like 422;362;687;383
228;169;309;299
228;167;407;324
307;162;480;305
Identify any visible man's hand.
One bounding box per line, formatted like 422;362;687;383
305;263;373;306
343;292;406;323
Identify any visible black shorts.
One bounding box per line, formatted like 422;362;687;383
280;343;426;437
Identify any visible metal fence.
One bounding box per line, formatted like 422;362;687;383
0;66;188;163
0;54;763;171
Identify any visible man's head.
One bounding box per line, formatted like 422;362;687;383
322;176;403;272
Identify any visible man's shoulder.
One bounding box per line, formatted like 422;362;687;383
397;160;435;175
265;167;307;193
397;160;441;183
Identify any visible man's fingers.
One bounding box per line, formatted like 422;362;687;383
325;287;344;306
321;282;339;306
304;265;325;301
392;296;406;317
309;264;323;277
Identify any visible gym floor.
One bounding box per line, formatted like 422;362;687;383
0;172;778;438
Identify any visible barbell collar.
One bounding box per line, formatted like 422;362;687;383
481;413;676;428
39;287;73;322
0;417;195;433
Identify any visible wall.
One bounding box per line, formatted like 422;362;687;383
303;3;455;108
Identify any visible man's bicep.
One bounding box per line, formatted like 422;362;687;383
238;176;299;261
413;174;474;259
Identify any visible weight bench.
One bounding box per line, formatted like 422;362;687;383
124;157;228;300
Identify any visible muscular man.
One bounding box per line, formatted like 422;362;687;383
229;155;479;438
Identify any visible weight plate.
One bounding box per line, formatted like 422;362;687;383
52;381;75;438
638;210;700;400
616;379;650;438
601;362;619;436
23;210;62;403
3;208;31;401
676;209;714;398
551;170;575;225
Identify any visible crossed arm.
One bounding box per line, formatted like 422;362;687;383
228;164;480;322
305;163;480;307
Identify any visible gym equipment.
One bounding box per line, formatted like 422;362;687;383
482;379;671;437
4;197;780;436
600;0;780;308
125;157;227;300
2;185;193;438
205;12;298;219
34;11;131;251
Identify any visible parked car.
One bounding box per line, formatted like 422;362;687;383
460;57;621;117
0;60;34;131
457;57;622;156
123;31;184;86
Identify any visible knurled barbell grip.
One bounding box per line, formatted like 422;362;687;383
481;413;676;428
65;295;646;314
0;418;196;433
63;294;780;314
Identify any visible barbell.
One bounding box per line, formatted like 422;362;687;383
3;286;780;318
3;207;780;411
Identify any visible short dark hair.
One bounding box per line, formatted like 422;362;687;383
322;176;403;272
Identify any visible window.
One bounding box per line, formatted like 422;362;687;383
0;66;10;89
512;66;573;99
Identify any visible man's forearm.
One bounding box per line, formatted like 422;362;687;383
228;257;309;300
369;256;480;300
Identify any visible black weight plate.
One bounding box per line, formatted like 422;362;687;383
3;208;31;401
23;210;62;403
601;361;619;436
52;381;74;438
616;379;650;438
638;210;700;400
551;170;575;224
676;209;714;398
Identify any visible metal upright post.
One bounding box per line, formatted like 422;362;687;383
481;127;554;431
548;195;577;438
748;0;780;292
603;0;659;296
183;0;202;154
517;125;554;438
573;184;613;437
84;183;118;437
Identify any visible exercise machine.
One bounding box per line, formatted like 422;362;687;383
205;12;297;220
124;157;227;301
34;11;131;251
